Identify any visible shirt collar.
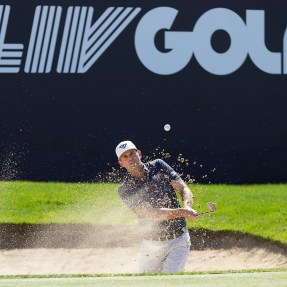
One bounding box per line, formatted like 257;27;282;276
143;163;149;173
125;162;149;183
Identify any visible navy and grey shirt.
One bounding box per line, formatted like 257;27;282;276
118;159;187;238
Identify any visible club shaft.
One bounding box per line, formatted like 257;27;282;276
197;211;214;216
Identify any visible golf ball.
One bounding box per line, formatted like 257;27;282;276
164;124;171;131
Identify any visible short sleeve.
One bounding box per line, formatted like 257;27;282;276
155;159;180;180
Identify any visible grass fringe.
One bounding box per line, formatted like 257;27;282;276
1;268;287;280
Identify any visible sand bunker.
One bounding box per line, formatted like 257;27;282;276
0;224;286;275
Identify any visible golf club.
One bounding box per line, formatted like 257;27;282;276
196;202;216;216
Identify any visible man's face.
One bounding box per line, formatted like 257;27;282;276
118;149;142;171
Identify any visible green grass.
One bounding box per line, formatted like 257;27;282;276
1;267;287;279
0;181;135;225
187;184;287;244
0;271;287;287
0;181;286;244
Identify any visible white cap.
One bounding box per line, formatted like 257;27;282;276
115;140;137;159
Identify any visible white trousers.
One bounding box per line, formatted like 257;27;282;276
139;231;191;273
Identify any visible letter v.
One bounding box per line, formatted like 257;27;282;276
57;6;141;73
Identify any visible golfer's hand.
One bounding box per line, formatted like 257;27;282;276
182;207;198;221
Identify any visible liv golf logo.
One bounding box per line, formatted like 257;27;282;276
0;5;141;73
0;5;286;75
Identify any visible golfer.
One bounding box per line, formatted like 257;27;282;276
115;140;197;273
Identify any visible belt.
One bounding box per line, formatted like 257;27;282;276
147;229;185;242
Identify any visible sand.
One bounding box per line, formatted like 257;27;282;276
0;224;286;275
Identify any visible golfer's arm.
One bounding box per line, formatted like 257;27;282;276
170;178;194;208
134;202;190;220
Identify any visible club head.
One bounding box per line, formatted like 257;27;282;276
206;202;216;212
196;202;217;216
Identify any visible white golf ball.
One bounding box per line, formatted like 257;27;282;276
164;124;171;131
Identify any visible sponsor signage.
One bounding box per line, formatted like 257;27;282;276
0;1;286;183
1;4;286;75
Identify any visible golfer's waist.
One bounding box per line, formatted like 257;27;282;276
145;229;186;242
